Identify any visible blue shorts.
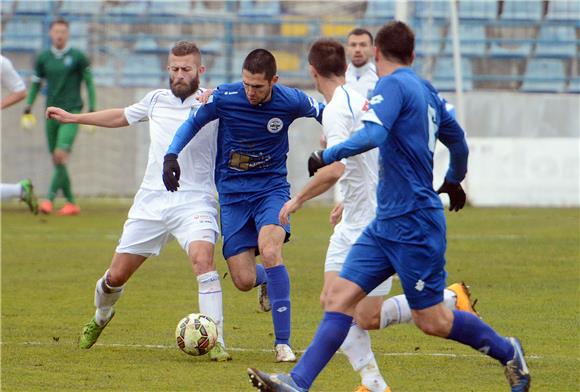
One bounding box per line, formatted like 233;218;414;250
220;188;290;260
340;208;447;310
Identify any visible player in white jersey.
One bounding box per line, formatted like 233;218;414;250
278;39;479;392
46;41;231;361
1;55;38;214
345;28;378;100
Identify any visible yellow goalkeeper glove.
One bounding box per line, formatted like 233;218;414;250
21;113;37;130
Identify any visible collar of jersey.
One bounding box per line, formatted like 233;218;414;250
51;45;71;58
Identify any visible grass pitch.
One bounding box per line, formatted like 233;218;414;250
2;200;579;391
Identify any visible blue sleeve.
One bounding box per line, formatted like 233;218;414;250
322;122;387;163
296;89;324;123
166;98;219;155
368;77;403;131
438;107;468;184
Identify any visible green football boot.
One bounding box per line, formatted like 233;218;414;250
79;311;114;349
19;179;38;215
209;341;232;362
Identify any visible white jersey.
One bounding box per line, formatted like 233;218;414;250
124;88;218;195
1;55;26;93
345;62;378;99
323;85;378;227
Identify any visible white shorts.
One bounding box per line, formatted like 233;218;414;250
325;221;392;296
116;189;219;257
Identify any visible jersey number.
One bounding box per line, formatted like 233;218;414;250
427;105;438;153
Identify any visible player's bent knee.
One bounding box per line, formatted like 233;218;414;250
106;270;129;287
258;245;282;266
230;274;255;292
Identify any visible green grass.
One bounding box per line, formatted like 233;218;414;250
2;200;579;391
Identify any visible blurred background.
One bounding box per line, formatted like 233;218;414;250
1;0;578;206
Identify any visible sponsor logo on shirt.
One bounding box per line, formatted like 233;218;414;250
64;56;73;67
224;91;238;95
267;117;283;133
369;94;384;105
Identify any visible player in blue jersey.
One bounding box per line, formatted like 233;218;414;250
163;49;323;362
247;21;530;392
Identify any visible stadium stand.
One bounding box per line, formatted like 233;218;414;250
520;58;567;92
0;0;577;93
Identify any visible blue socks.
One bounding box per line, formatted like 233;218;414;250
448;310;514;365
291;312;353;390
255;263;267;287
265;265;291;345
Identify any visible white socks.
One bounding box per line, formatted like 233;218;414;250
380;288;457;329
1;183;22;200
197;271;224;346
341;323;388;392
94;270;124;326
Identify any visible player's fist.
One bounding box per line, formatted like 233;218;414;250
437;179;466;212
163;153;181;192
45;106;74;123
20;113;36;130
308;150;327;177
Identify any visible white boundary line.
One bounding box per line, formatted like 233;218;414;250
3;341;543;360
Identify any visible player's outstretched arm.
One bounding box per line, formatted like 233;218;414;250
279;161;345;225
46;107;129;128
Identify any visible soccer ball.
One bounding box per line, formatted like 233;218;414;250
175;313;218;356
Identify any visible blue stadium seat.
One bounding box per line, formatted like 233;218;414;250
567;77;580;93
364;0;396;19
489;38;533;58
68;21;90;52
93;60;116;87
15;0;56;14
414;1;450;19
104;0;148;15
535;25;577;58
458;0;497;20
546;0;580;21
60;0;102;15
134;33;160;54
520;59;566;92
414;23;445;57
501;0;543;21
443;23;487;57
432;57;473;91
238;0;280;17
149;0;192;16
1;20;43;52
121;54;163;87
1;0;16;15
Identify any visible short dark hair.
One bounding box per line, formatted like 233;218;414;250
243;49;277;80
375;21;414;65
308;38;347;78
347;28;373;45
171;41;201;59
50;17;69;29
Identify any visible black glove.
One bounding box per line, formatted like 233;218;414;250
437;179;466;212
308;150;327;177
23;106;31;115
163;153;181;192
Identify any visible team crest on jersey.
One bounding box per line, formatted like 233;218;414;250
267;117;283;133
63;56;73;67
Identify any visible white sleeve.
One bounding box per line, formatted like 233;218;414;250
322;104;351;165
1;56;26;93
124;90;160;124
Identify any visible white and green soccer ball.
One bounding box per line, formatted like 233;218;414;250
175;313;218;356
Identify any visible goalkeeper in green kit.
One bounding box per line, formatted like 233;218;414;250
23;18;96;215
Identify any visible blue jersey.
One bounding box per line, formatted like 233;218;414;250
324;67;468;219
167;82;322;204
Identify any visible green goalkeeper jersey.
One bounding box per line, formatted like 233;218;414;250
29;46;95;111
